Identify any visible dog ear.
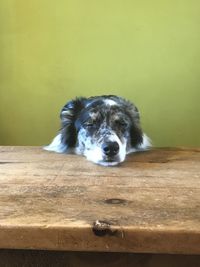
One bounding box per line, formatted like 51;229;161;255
127;104;144;148
128;104;151;150
44;97;86;153
130;121;144;148
60;97;86;148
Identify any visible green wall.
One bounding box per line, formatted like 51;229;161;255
0;0;200;147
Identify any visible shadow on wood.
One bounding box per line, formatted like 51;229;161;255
0;250;199;267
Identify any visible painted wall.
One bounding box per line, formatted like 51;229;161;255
0;0;200;146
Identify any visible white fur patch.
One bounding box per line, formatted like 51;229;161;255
104;99;117;106
44;134;68;153
138;134;152;150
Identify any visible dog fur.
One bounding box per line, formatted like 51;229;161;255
44;95;151;166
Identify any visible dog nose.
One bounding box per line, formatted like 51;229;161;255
102;142;119;157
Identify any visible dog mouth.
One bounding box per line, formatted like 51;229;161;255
98;156;121;166
105;156;117;162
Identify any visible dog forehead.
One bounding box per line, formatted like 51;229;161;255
89;106;124;120
79;96;131;123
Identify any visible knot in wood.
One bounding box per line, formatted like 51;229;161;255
92;220;118;237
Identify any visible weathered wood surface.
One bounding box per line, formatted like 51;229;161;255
0;147;199;254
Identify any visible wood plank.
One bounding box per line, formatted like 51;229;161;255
0;147;200;254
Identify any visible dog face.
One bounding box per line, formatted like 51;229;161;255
75;99;142;166
45;96;150;166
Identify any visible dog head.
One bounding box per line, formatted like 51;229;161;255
45;95;150;166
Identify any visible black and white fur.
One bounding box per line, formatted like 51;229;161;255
44;95;151;166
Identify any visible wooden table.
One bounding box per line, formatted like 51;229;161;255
0;147;199;266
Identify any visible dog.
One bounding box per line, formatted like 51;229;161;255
44;95;151;166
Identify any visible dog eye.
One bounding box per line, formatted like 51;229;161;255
84;122;96;128
86;123;93;127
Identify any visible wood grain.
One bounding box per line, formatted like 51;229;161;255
0;147;200;254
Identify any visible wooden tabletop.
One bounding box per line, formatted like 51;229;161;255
0;146;199;254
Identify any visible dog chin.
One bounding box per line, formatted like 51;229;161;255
97;159;122;167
